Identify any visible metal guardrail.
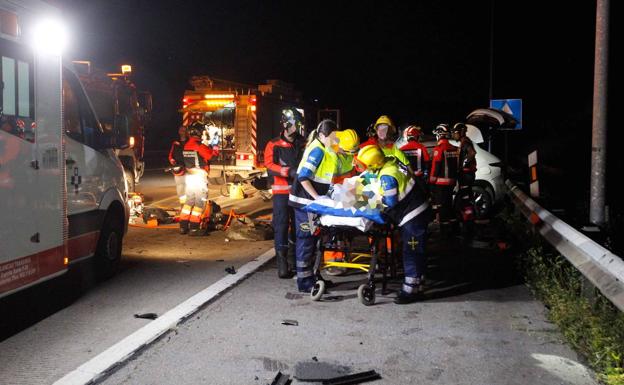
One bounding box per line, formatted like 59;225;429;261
505;179;624;312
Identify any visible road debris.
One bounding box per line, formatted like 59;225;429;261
321;370;382;385
225;266;237;274
281;320;299;326
270;371;292;385
134;313;158;320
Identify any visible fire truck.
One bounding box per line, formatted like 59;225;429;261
181;77;316;170
1;1;130;298
74;61;152;191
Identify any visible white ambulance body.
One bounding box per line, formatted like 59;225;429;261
0;0;129;298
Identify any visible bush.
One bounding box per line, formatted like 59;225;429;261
504;208;624;385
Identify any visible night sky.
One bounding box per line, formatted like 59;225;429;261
54;0;619;211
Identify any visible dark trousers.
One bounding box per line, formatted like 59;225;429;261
294;208;317;292
272;194;295;254
431;184;454;224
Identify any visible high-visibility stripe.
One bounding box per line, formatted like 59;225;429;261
289;194;313;206
250;108;257;157
398;201;430;227
272;185;291;191
385;188;398;196
303;162;318;172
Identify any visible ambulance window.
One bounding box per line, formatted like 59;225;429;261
63;78;82;142
77;93;100;148
1;39;35;143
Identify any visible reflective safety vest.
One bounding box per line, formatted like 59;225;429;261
332;153;357;184
429;138;459;186
399;141;430;177
381;144;409;167
289;138;338;208
183;137;214;172
378;159;430;227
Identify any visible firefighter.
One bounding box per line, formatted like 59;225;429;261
429;123;459;238
452;122;477;235
356;145;432;304
288;119;339;292
359;115;409;166
332;129;360;184
398;125;430;182
264;109;304;278
168;125;188;218
179;122;216;236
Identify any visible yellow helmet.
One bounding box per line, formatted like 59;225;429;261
335;129;360;154
375;115;394;128
356;145;386;171
374;115;396;140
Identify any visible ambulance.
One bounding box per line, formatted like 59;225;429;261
0;0;129;298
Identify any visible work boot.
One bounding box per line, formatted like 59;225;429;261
179;220;189;235
188;222;202;236
394;277;424;304
277;250;293;279
394;290;421;305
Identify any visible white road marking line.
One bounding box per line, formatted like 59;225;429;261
53;248;275;385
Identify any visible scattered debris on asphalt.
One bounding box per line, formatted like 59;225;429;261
134;313;158;320
281;320;299;326
225;266;236;274
270;371;292;385
312;356;319;362
223;215;273;241
321;370;382;385
294;361;351;382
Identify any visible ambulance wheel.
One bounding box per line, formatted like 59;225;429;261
358;284;375;306
95;215;122;280
310;280;325;301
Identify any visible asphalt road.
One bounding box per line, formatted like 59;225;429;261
0;169;273;385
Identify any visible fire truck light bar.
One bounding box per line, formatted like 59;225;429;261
204;94;235;99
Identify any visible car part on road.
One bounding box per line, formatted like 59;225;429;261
225;266;236;274
270;371;292;385
134;313;158;320
321;370;382;385
280;319;299;326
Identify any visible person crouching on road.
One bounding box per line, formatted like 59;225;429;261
356;145;432;304
169;125;188;212
288;119;339;292
180;122;216;236
332;129;360;184
264;109;304;278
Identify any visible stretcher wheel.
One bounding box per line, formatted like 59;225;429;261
358;284;375;306
310;280;326;301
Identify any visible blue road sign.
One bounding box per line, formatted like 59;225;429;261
490;98;522;129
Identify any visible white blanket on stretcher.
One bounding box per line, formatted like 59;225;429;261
319;215;374;232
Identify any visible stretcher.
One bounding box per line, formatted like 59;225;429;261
310;214;397;306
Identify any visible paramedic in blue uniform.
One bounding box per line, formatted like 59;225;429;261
356;145;432;304
288;119;339;292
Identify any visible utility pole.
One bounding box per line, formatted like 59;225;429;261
590;0;609;226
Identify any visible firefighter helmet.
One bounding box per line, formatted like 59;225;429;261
374;115;397;140
356;145;386;171
281;109;296;130
188;121;205;138
451;122;467;135
403;125;422;141
433;123;451;140
335;129;360;154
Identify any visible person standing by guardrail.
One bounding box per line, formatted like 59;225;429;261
264;109;304;278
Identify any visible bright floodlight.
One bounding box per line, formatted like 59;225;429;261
32;18;68;54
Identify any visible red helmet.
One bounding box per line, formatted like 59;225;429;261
403;125;422;141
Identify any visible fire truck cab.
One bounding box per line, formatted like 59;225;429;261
1;1;130;298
